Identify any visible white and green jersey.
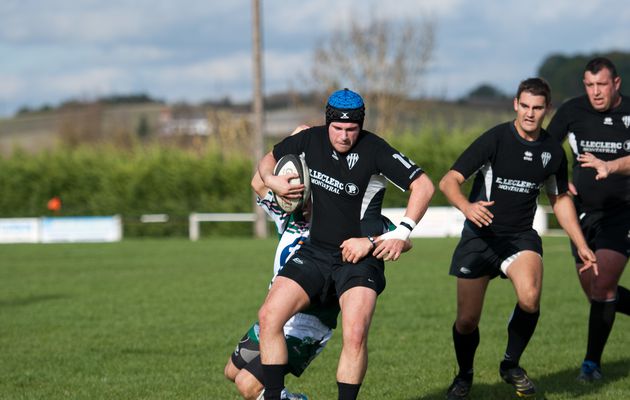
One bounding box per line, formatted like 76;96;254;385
256;191;333;344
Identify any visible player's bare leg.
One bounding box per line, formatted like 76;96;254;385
447;277;489;399
337;286;377;399
500;251;542;398
258;276;310;399
506;251;543;313
577;249;628;381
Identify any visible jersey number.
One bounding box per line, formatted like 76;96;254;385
392;153;415;169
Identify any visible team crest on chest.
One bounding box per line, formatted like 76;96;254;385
346;153;359;169
622;115;630;129
541;152;551;168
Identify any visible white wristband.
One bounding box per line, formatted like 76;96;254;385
399;216;416;232
379;224;412;242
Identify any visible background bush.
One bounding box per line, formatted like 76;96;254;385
3;117;555;237
0;145;253;237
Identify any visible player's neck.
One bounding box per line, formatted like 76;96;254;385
513;122;540;142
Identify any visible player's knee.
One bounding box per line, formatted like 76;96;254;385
257;304;279;332
518;294;540;313
590;279;619;301
224;359;237;382
342;322;369;352
235;371;263;399
590;287;617;302
455;316;479;334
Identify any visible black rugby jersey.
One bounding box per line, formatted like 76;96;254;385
452;122;568;234
273;126;423;248
547;95;630;212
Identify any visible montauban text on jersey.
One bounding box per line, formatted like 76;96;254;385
310;169;345;194
495;177;539;193
580;139;623;153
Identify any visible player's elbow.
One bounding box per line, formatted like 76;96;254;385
438;173;453;195
413;173;435;199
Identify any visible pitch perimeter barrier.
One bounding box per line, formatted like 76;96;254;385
0;216;122;243
188;206;552;241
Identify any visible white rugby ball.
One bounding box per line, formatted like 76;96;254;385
273;154;311;213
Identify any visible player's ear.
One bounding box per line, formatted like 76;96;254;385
513;97;519;112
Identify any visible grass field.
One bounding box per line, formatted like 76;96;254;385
1;237;628;399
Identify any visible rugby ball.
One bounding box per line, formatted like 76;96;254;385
273;154;311;213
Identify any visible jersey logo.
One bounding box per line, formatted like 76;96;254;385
346;153;359;169
623;115;630;129
604;117;613;126
624;140;630;152
345;183;359;195
541;152;551;168
332;150;339;160
523;151;533;161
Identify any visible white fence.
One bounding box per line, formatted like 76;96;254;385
0;216;122;243
0;207;556;243
188;206;553;241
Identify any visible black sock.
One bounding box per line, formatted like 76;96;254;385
615;286;630;316
337;382;361;400
262;364;286;400
452;323;479;381
585;299;616;366
503;304;539;369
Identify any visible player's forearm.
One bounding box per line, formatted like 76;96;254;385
251;171;268;198
607;155;630;175
404;173;435;223
257;152;277;186
552;195;589;249
439;172;469;213
378;174;434;244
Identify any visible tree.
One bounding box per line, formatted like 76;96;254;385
312;14;435;134
465;83;508;101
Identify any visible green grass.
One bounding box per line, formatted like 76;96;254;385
0;237;628;399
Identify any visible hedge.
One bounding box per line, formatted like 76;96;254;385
1;123;520;237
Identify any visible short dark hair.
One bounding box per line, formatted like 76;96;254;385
516;78;551;106
585;57;618;79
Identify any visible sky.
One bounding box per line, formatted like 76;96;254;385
1;0;629;117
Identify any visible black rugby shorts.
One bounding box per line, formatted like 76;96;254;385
277;242;386;305
571;207;630;263
449;227;542;279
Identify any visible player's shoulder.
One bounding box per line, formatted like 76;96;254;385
353;129;393;154
539;128;565;153
617;93;630;112
478;121;512;142
555;95;590;113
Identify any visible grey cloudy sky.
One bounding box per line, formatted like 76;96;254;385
1;0;629;116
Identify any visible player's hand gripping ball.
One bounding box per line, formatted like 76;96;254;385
273;154;311;213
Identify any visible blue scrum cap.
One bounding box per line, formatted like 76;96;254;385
325;88;365;128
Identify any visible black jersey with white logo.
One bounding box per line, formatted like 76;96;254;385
452;122;568;234
547;95;630;212
273;126;423;248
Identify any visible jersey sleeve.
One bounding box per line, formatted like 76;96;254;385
374;139;424;191
256;190;290;234
272;128;310;160
546;103;571;143
451;129;497;179
544;151;569;196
